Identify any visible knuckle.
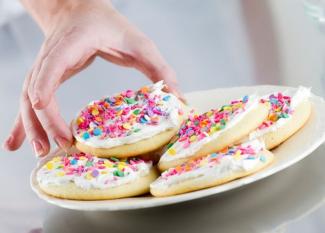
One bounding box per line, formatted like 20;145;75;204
20;92;29;103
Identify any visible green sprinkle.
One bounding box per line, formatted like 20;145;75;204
110;157;119;162
220;119;226;125
134;128;141;133
133;109;141;115
167;143;174;149
85;161;93;167
280;113;289;118
219;124;226;130
125;98;136;104
114;170;124;177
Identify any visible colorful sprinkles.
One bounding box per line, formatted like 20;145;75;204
75;82;181;141
162;143;264;179
258;92;293;130
39;152;151;184
166;95;252;154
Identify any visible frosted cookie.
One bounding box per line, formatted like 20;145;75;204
37;152;158;200
246;87;311;149
158;95;269;171
151;140;273;197
72;81;185;158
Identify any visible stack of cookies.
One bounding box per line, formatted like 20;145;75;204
36;82;311;199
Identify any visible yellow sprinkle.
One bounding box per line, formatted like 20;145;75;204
123;123;131;130
101;171;108;174
56;171;65;177
79;156;87;160
167;148;176;156
104;160;113;168
189;135;197;142
92;108;99;116
46;162;54;170
234;150;241;160
118;164;126;170
85;173;93;180
223;106;232;111
206;111;213;117
77;117;84;125
209;126;217;134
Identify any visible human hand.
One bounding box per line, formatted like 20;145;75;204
3;0;183;156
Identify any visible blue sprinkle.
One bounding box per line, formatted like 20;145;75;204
163;95;171;101
210;153;218;158
93;127;102;136
260;155;266;163
70;159;78;165
140;117;148;123
82;132;90;140
243;95;249;103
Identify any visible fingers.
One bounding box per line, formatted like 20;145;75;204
34;97;73;152
20;92;50;157
3;114;26;151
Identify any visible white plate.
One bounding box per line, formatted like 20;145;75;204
30;85;325;211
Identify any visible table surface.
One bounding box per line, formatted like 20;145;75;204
0;0;325;233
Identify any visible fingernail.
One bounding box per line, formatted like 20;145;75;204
2;136;13;150
32;140;44;157
54;136;70;151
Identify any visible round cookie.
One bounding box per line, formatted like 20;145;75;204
158;95;270;171
246;87;311;150
72;81;185;158
37;152;158;200
151;140;273;197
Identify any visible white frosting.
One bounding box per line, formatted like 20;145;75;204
72;81;182;148
249;86;310;140
37;156;152;190
159;95;259;162
151;140;266;190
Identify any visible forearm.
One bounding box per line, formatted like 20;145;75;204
20;0;113;35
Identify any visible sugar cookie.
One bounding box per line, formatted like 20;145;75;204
72;81;185;158
37;153;158;200
158;95;269;171
247;87;311;149
151;140;273;197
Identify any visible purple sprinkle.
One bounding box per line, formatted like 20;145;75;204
92;169;99;177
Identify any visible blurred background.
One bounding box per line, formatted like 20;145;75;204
1;0;325;232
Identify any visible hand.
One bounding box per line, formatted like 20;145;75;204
3;0;183;157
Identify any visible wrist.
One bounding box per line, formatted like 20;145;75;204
21;0;113;35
